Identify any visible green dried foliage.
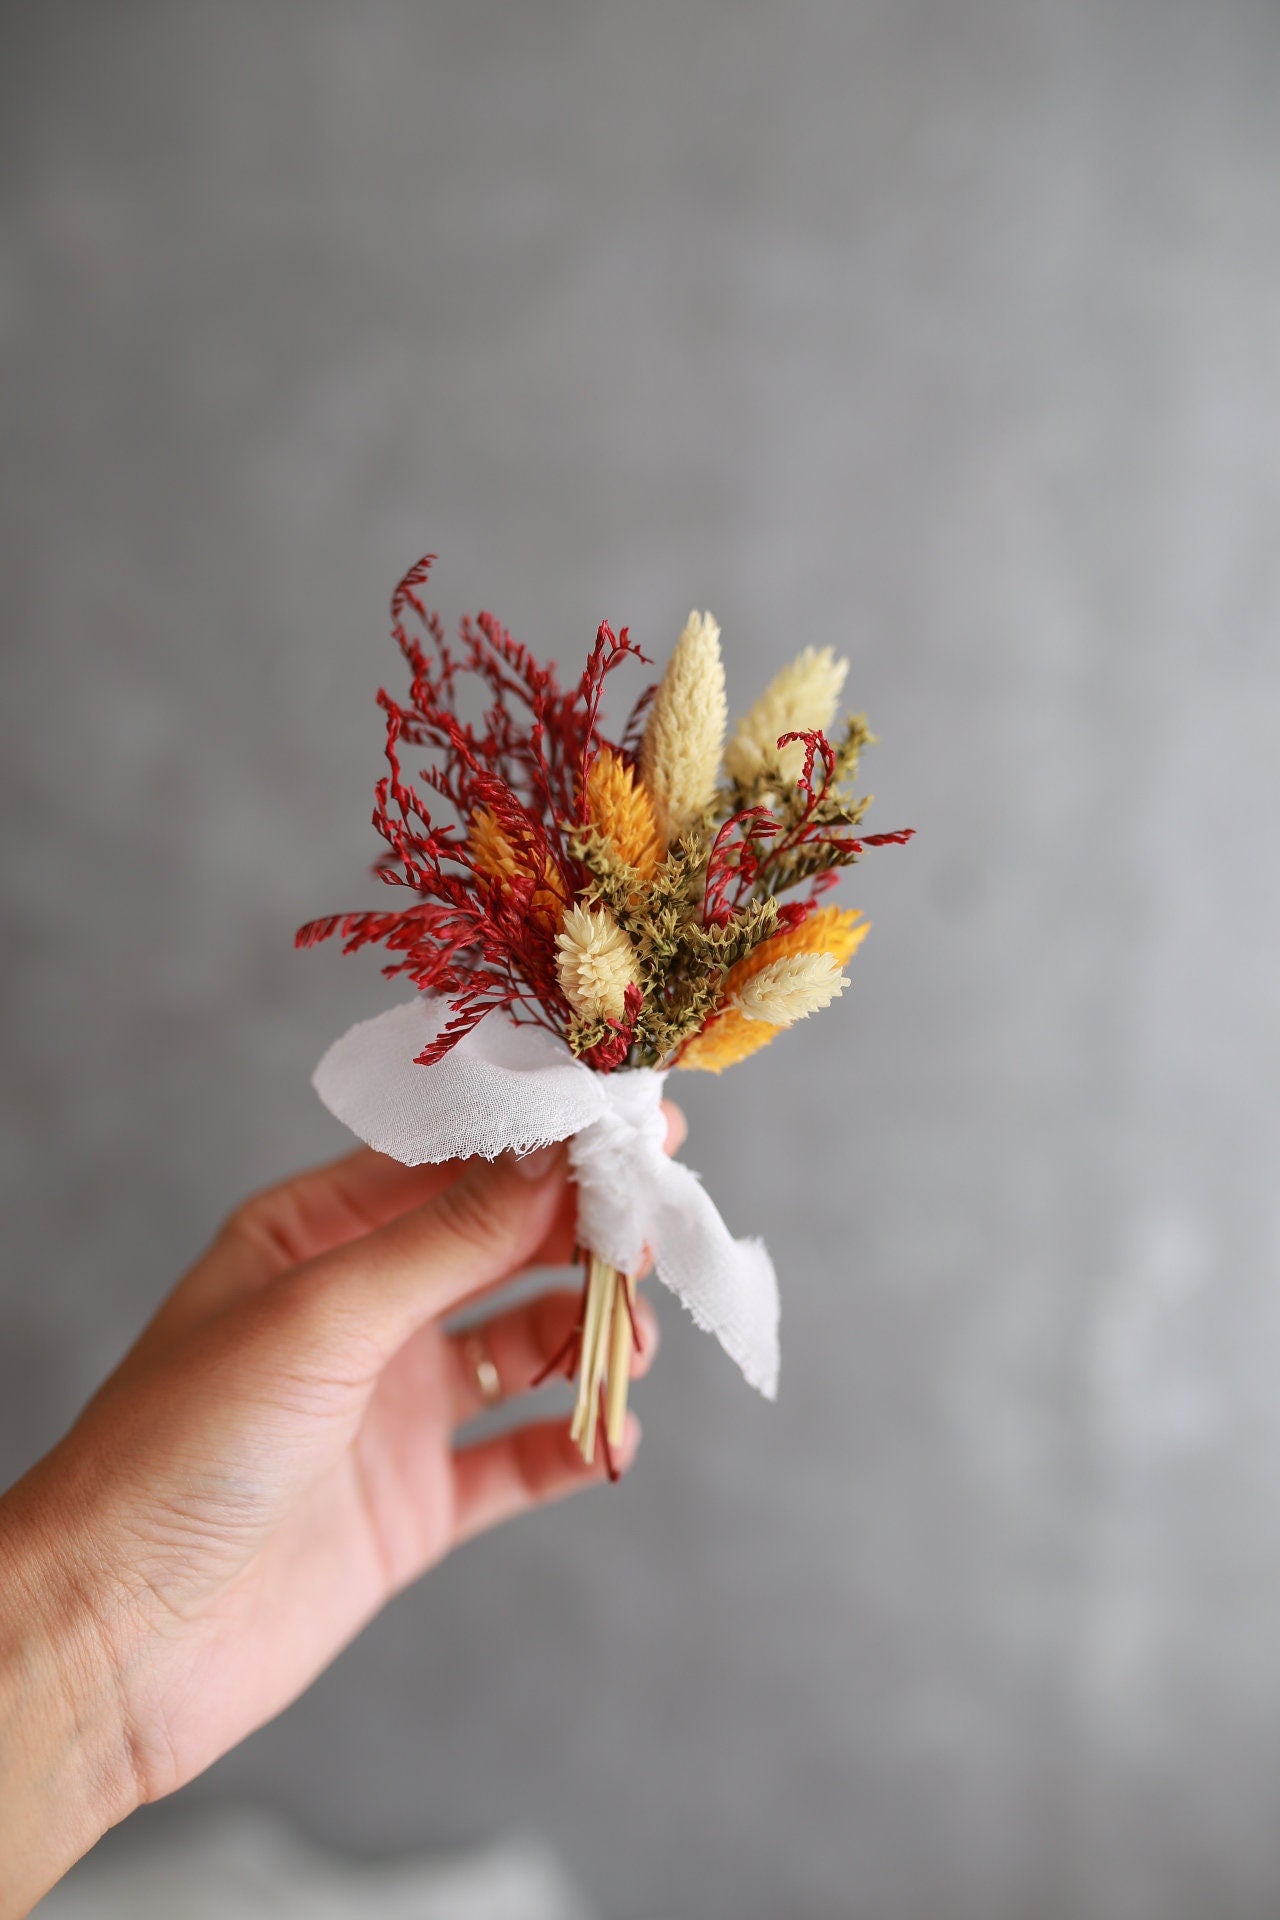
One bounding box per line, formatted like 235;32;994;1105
831;713;876;785
566;823;791;1064
567;1010;619;1058
630;895;781;1065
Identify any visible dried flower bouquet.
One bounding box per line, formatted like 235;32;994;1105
300;556;911;1472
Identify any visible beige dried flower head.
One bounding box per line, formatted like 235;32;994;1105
731;951;848;1026
723;645;849;791
640;610;727;846
556;902;639;1023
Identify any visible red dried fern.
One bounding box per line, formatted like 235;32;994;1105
299;556;650;1065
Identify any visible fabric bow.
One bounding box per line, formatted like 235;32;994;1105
312;997;779;1397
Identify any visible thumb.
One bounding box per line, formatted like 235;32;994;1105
247;1144;569;1385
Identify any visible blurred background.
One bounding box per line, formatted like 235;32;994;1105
4;3;1280;1916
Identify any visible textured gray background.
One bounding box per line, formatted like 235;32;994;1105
4;3;1280;1917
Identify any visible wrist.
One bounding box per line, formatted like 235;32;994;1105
0;1469;138;1914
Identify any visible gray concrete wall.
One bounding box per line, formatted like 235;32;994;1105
4;4;1280;1915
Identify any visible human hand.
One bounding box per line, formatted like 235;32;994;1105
0;1111;681;1913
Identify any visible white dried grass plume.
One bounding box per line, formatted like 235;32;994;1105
731;951;848;1026
556;903;639;1022
640;610;727;844
723;645;849;789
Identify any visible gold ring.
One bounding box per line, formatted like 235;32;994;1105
461;1330;502;1406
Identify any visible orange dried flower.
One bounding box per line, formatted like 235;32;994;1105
586;748;662;882
678;906;869;1072
467;807;569;933
468;806;521;883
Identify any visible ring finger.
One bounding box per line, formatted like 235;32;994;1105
448;1285;659;1427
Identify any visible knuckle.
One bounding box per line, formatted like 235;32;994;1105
219;1187;305;1271
245;1269;383;1391
431;1164;524;1259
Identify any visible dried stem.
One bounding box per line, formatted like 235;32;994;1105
606;1271;635;1449
570;1254;638;1469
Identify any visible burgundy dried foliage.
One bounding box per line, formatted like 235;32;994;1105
298;557;652;1063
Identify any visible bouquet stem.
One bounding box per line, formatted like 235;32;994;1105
568;1252;637;1475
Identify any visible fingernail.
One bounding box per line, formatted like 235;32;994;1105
511;1143;561;1182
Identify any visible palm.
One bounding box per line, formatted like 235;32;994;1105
151;1322;462;1791
67;1139;658;1804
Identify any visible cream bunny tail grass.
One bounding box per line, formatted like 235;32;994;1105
640;610;727;845
731;951;848;1025
723;645;849;789
556;902;640;1022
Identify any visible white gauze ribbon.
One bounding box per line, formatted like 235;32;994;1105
312;996;779;1398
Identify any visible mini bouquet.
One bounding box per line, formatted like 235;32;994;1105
300;556;911;1473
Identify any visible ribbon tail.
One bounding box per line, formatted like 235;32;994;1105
646;1159;780;1400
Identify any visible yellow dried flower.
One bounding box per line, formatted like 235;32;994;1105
677;905;868;1072
556;902;639;1022
673;1007;775;1073
723;645;849;790
586;748;662;881
732;952;847;1024
468;806;521;883
468;807;568;933
639;610;727;846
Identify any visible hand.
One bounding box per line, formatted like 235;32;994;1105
0;1111;682;1914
